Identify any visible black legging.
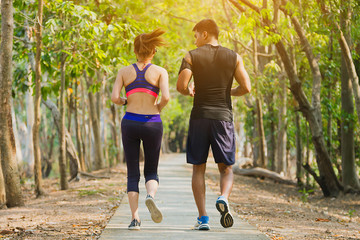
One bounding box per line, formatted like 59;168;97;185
121;118;163;193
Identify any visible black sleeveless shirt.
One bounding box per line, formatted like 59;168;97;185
189;44;237;122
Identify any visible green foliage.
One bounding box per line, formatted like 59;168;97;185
78;189;105;197
348;209;356;221
161;98;185;133
299;188;314;203
9;0;360;187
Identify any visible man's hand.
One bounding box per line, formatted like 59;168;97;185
188;82;195;97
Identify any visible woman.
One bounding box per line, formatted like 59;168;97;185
111;29;170;230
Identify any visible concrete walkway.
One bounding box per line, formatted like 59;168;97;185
100;154;269;239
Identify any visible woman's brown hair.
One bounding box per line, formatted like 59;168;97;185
134;28;166;58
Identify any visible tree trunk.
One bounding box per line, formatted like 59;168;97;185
266;96;276;171
59;52;69;190
252;109;260;166
280;2;323;129
256;97;266;168
33;0;45;197
80;78;88;170
276;72;287;174
85;72;103;170
339;0;360;190
252;35;266;167
24;18;35;176
305;122;310;187
43;99;80;181
87;110;93;169
0;150;6;209
327;33;334;159
110;104;121;165
75;81;85;172
11;100;23;164
276;40;342;196
0;0;24;207
67;82;73;132
99;73;107;167
295;112;303;186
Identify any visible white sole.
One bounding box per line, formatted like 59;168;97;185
128;226;140;230
145;197;163;223
197;224;210;230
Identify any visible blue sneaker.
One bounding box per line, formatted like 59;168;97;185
194;216;210;230
216;196;234;228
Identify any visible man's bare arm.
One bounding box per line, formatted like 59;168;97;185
177;52;195;96
231;54;251;96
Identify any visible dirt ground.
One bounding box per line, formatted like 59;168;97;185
206;164;360;240
0;167;128;239
0;157;359;240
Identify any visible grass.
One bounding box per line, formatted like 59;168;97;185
78;189;105;197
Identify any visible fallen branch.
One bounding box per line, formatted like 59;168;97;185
79;171;110;179
237;157;253;168
233;164;296;185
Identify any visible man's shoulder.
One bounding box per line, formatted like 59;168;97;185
188;47;198;55
219;46;237;55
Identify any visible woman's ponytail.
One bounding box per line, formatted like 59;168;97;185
134;29;166;58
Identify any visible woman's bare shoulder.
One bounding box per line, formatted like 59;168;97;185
118;65;135;74
151;64;168;74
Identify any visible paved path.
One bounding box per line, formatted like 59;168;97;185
100;154;269;239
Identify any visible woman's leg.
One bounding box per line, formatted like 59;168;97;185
128;192;140;221
122;119;141;221
141;122;163;223
142;122;163;197
145;180;158;198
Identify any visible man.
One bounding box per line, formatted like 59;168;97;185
176;19;251;231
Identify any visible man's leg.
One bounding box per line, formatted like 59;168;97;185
192;163;207;218
215;163;234;228
217;163;233;199
210;120;235;228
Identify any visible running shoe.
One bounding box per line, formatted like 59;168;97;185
216;196;234;228
194;216;210;230
145;194;163;223
128;219;141;230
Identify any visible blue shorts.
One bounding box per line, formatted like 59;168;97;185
186;118;235;165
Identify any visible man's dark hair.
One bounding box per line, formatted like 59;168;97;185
192;19;219;39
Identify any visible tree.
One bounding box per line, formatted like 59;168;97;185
230;0;342;196
85;73;104;170
339;0;360;191
33;0;45;197
0;0;24;207
0;149;6;209
59;51;69;190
